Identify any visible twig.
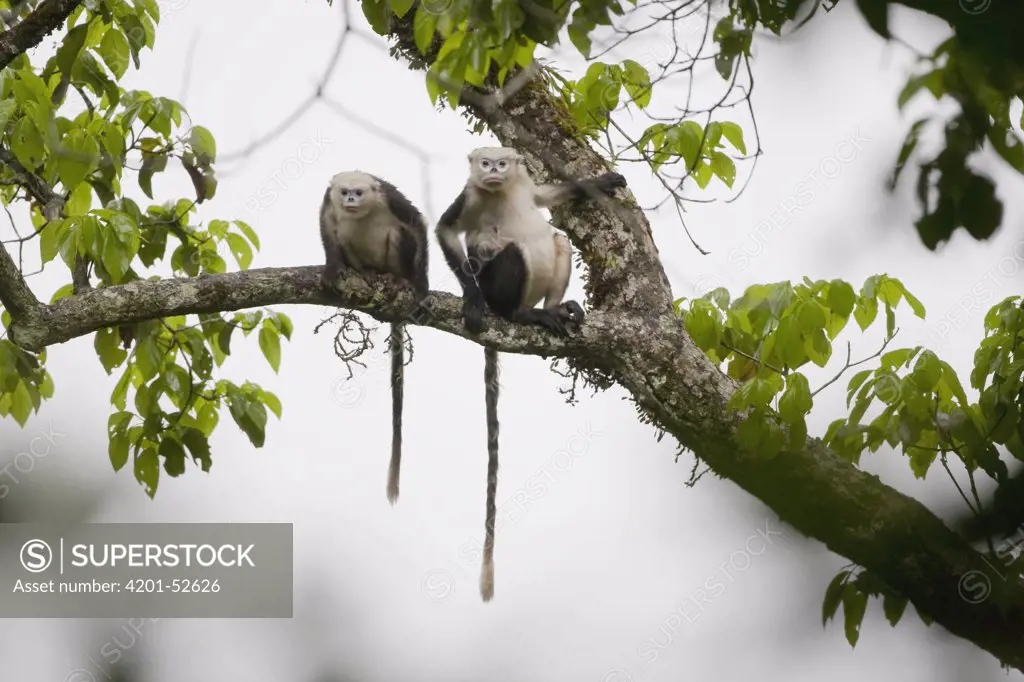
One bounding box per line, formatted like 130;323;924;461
811;330;900;398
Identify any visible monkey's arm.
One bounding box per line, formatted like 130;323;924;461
435;190;477;291
319;187;350;286
436;189;486;333
533;172;627;208
375;176;430;296
397;224;429;297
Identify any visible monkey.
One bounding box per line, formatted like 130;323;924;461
435;146;626;601
320;170;429;506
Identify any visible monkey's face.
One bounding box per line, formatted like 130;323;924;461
469;149;519;192
330;176;379;218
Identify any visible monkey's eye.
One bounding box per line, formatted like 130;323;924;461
480;160;491;171
496;160;508;171
355;189;363;197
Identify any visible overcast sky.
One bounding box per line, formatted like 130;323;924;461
1;0;1023;680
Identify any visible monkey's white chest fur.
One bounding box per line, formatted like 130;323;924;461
467;185;556;309
325;210;398;272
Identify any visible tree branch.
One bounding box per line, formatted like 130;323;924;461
0;237;41;318
0;0;83;72
0;147;65;220
5;266;638;361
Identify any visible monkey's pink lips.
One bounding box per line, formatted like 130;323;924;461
343;206;360;213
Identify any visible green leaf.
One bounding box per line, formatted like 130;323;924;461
273;313;293;340
181;427;212;471
260;390;283;419
162;364;191;405
159;436;187;476
116;12;146;68
911;350;941;391
100;228;131;282
109;432;130;472
138;152;168;198
49;283;74;303
620;59;651;108
10;116;45;170
567;20;592;58
709;151;736;187
827;280;856;318
138;0;160;22
111;368;133;410
889;119;926;190
40;219;67;265
882;592;907;626
232;220;260;250
909;447;937;478
386;0;414;18
822;570;850;626
0;98;17;133
134;446;160;497
853;297;878;331
228;389;268;448
94;326;128;374
846;369;873;407
99;27;131;79
188;125;216;163
841;583;869;646
855;0;889;38
715;51;737;80
225;232;253;269
55;23;90;79
413;3;438;54
719;121;746;155
258;325;281;373
195;401;219;437
10;380;32;425
361;0;390;35
135;335;162;382
778;373;812;423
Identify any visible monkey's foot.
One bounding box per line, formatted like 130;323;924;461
560;300;586;326
514;306;582;336
463;291;486;334
595;172;627;196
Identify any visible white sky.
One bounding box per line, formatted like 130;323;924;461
1;0;1023;680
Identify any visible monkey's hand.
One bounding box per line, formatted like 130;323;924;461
560;300;586;327
463;287;486;334
592;172;627;197
321;263;343;289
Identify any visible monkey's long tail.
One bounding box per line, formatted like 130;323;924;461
480;345;500;602
386;322;405;506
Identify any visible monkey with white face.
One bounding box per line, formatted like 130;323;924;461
320;170;429;506
437;147;624;335
435;146;626;601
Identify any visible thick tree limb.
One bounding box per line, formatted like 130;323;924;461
0;0;82;72
0;238;41;318
5;267;636;359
